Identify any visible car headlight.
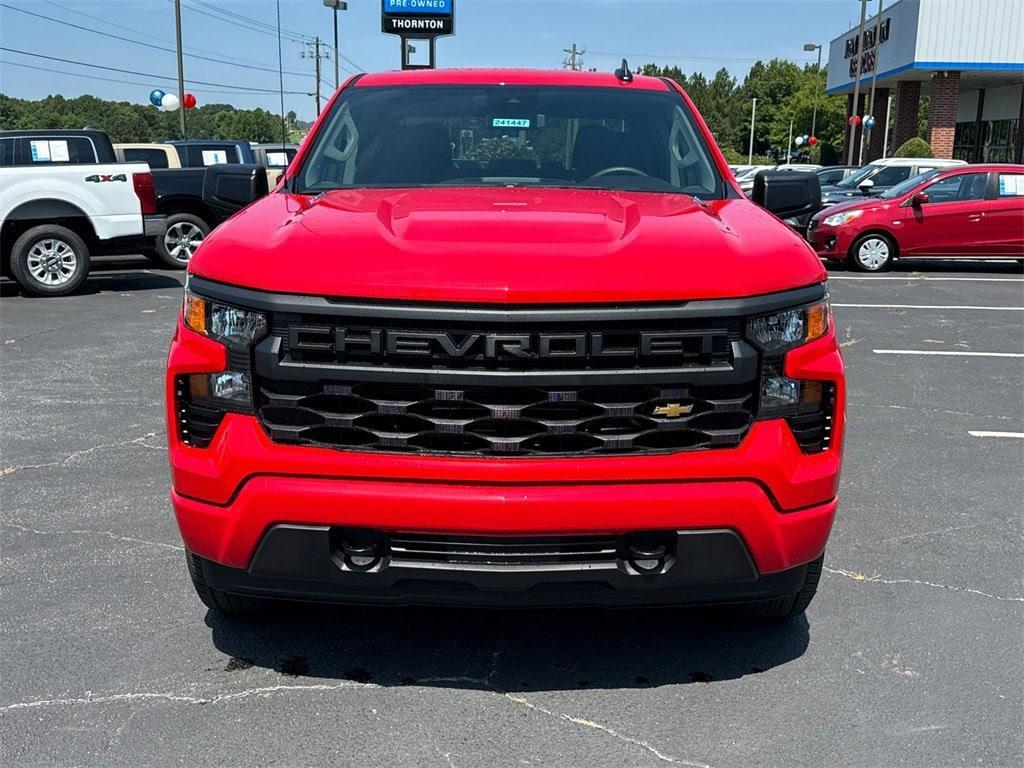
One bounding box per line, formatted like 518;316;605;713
746;300;830;354
823;209;863;227
183;289;267;347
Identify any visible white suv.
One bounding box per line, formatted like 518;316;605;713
820;156;966;206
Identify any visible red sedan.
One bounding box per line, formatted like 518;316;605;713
809;164;1024;271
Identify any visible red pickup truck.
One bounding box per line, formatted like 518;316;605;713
167;68;845;619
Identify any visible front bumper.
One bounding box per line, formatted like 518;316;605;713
167;303;844;606
808;221;851;260
190;525;822;608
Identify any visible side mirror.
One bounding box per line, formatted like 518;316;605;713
202;163;269;218
858;178;875;193
751;170;821;221
911;192;929;207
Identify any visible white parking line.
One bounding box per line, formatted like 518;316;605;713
829;276;1024;283
873;349;1024;358
834;303;1024;311
968;431;1024;439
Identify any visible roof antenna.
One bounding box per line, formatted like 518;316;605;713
615;58;633;83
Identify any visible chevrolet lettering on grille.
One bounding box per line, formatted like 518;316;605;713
288;327;720;361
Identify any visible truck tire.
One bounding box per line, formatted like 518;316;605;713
155;213;210;268
732;554;823;620
9;224;90;297
186;551;272;615
849;233;895;272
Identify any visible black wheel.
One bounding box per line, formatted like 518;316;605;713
186;551;272;615
732;554;823;620
849;232;895;272
9;224;90;297
155;213;210;268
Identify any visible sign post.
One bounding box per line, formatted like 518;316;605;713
381;0;455;69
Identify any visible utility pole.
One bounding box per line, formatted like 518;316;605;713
174;0;186;138
881;92;894;157
847;0;868;166
747;97;757;164
323;0;347;89
563;44;585;71
860;0;885;164
804;42;822;141
302;36;329;116
787;117;794;164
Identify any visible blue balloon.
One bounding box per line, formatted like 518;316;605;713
149;89;165;107
864;115;877;130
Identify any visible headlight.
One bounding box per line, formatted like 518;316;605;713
822;209;863;227
184;289;267;347
747;300;830;353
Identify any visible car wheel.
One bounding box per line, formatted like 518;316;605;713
9;224;90;297
850;233;895;272
155;213;210;269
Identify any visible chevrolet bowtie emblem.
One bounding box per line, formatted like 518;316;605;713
653;402;693;418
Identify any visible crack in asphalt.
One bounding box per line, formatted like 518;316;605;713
2;322;80;347
0;431;165;477
3;521;183;553
0;682;370;712
825;566;1024;603
503;693;712;767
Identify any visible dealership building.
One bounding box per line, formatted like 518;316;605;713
826;0;1023;163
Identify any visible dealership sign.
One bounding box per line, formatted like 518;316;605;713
382;0;455;36
844;17;890;78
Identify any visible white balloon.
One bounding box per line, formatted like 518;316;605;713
795;136;804;146
160;93;180;111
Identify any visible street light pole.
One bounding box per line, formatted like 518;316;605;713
323;0;347;90
804;43;822;141
847;0;869;166
748;97;757;164
860;0;885;164
174;0;186;138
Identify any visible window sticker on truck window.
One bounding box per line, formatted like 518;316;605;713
266;152;289;167
201;149;228;165
49;140;70;162
29;140;51;162
998;174;1023;196
492;118;531;129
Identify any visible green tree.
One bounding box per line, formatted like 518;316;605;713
893;137;933;158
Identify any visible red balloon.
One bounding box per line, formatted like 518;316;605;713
848;115;861;126
808;136;818;146
183;93;197;110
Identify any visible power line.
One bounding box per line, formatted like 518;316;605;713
42;0;311;77
0;58;300;98
0;46;309;95
588;49;815;64
176;0;309;44
0;3;311;79
188;0;310;41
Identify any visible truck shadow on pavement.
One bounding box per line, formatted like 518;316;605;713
207;605;809;691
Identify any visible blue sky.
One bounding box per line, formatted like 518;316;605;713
0;0;867;121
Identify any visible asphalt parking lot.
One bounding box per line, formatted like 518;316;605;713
1;257;1022;768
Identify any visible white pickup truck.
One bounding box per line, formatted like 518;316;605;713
1;130;166;297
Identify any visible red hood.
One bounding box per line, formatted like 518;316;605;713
816;195;894;218
191;187;825;303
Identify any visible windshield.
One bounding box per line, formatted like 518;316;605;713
879;169;942;199
835;164;874;188
294;84;726;197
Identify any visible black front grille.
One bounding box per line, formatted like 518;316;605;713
388;533;620;567
257;379;755;456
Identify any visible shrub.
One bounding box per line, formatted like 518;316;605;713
892;137;934;158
